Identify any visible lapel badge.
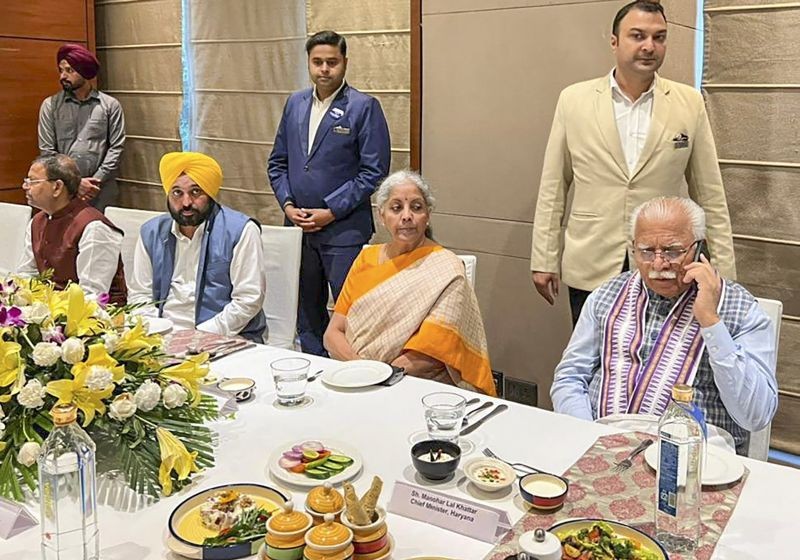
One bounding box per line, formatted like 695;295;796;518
330;107;344;119
672;132;689;149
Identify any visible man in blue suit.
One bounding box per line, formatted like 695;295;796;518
268;30;391;355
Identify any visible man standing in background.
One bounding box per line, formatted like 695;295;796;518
38;43;126;212
268;30;391;355
530;0;736;325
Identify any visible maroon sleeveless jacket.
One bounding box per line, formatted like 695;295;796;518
30;198;127;305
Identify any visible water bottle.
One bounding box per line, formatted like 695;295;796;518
654;384;705;553
38;403;100;560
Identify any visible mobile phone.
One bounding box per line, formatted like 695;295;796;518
694;239;711;263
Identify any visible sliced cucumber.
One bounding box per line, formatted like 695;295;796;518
327;455;353;466
322;462;344;472
306;468;332;479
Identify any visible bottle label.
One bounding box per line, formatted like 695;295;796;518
657;439;679;517
679;401;708;441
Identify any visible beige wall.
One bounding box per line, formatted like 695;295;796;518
421;0;697;406
704;0;800;454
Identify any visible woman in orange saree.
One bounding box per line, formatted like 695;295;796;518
323;171;495;395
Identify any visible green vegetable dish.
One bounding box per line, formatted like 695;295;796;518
558;522;662;560
202;507;272;547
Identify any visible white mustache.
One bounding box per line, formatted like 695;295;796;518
648;270;677;279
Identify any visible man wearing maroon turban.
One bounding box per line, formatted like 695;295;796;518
37;43;126;211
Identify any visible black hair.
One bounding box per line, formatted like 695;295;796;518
612;0;666;37
32;154;80;197
305;30;347;57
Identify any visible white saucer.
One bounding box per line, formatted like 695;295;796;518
321;360;393;388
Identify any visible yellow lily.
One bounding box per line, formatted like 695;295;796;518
0;441;6;453
0;339;22;390
45;347;120;426
64;284;101;337
71;344;125;385
159;354;209;406
114;319;162;360
156;427;200;496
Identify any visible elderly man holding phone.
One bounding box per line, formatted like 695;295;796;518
550;197;778;454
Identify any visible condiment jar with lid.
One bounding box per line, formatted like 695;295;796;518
266;500;313;560
305;482;345;524
303;513;354;560
518;528;562;560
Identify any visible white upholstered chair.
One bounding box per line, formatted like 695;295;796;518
261;225;302;349
0;202;32;275
459;254;477;288
748;297;783;461
105;206;162;278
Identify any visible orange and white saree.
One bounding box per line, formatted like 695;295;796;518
334;244;496;396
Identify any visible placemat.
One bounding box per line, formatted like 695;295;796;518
166;329;254;361
485;432;749;560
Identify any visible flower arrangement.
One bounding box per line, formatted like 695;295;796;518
0;276;217;501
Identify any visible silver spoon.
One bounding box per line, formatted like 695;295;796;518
307;370;323;382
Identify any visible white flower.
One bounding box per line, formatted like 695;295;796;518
61;338;85;364
102;331;119;353
17;379;47;409
93;305;111;323
21;302;50;325
12;291;31;306
84;366;113;391
134;381;161;412
18;442;41;467
162;384;188;409
108;393;137;421
32;342;61;367
0;419;5;439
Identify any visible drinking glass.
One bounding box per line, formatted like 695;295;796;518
422;392;467;442
271;357;310;406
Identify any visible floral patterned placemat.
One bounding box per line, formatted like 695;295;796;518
484;432;748;560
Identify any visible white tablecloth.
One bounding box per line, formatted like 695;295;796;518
3;344;797;559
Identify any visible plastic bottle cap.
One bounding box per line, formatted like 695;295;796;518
672;384;694;403
51;403;77;426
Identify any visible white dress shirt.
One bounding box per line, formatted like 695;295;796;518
610;70;655;174
308;81;345;155
128;220;266;338
17;219;123;298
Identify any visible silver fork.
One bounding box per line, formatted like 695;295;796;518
612;438;654;473
483;448;540;476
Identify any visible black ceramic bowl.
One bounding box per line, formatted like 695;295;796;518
411;440;461;480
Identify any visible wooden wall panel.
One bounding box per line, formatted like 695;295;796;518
0;1;89;43
2;0;95;204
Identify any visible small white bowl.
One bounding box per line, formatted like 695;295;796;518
463;457;516;492
217;377;256;401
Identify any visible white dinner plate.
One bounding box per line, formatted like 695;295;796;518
266;438;363;488
320;360;393;388
146;317;173;335
644;442;744;486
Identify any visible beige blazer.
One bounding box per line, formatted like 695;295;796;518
530;75;736;291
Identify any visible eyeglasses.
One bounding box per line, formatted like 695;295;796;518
634;240;700;263
169;188;207;200
22;178;50;187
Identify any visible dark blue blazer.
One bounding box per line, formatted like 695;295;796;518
267;84;391;246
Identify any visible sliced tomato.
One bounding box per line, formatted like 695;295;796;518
290;463;307;473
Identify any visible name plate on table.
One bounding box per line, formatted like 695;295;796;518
0;497;37;539
388;481;511;543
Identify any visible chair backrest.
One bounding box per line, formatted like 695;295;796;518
748;297;783;461
459;254;477;288
105;206;163;278
261;225;302;349
0;202;32;275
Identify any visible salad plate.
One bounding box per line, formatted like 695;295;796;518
146;317;174;335
549;519;668;560
644;443;744;486
267;439;362;488
167;483;287;559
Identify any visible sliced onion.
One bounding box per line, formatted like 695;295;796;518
292;445;304;453
282;450;303;461
279;457;301;469
301;441;324;452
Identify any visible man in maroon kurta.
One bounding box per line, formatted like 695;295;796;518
17;154;127;304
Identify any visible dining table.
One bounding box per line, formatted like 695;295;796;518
3;342;798;559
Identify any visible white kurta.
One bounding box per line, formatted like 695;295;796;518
127;220;266;337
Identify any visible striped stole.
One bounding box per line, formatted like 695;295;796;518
598;272;719;417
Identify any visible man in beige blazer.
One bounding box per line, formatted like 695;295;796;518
530;0;736;325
